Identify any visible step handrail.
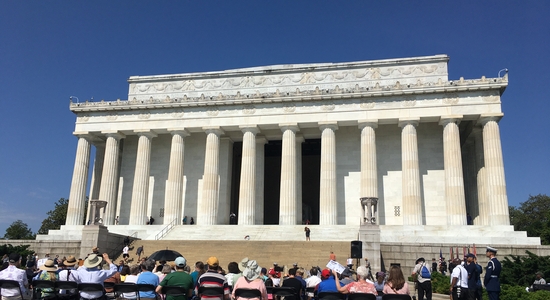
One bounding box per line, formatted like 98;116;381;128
155;218;178;240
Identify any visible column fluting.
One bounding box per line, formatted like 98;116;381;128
164;130;189;225
319;122;338;225
359;121;378;198
440;117;467;225
99;132;124;225
66;134;91;226
238;127;259;225
129;131;157;225
473;127;488;225
198;128;223;225
481;116;510;226
279;124;299;225
399;120;423;225
255;136;267;225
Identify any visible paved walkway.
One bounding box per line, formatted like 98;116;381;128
407;281;449;299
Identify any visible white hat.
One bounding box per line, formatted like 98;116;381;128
243;260;262;281
84;254;103;268
486;246;498;253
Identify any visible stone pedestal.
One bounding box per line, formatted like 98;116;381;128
359;225;381;272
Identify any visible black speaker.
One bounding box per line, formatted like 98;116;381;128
350;240;362;258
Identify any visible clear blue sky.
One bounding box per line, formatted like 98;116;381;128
1;1;548;235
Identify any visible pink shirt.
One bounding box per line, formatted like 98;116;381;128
382;282;409;295
345;281;377;294
232;276;268;300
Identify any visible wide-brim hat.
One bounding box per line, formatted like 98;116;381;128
243;260;262;281
84;254;103;268
64;255;78;267
39;259;58;272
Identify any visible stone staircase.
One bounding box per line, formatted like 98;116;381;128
115;240;352;272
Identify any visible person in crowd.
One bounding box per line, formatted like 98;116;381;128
484;246;501;300
103;268;121;298
183;216;188;225
137;259;159;300
440;257;447;276
0;253;29;300
136;245;144;261
190;218;195;225
117;260;125;273
305;268;321;299
374;271;385;297
122;265;141;299
157;256;194;300
120;265;131;282
295;268;307;296
305;227;311;241
37;253;50;268
465;253;480;299
191;261;205;287
196;257;230;300
412;257;432;300
123;236;130;246
225;261;241;288
527;271;546;292
267;269;280;287
58;256;80;295
450;258;468;300
282;267;304;298
76;253;117;299
25;260;38;284
316;269;338;293
329;252;336;261
338;268;354;285
35;259;58;298
333;266;377;295
346;257;353;270
383;266;409;295
431;258;438;273
157;265;172;282
232;259;268;300
260;268;268;282
122;244;130;262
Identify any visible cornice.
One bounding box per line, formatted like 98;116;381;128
70;76;508;113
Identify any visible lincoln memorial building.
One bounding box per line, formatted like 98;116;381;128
57;55;539;248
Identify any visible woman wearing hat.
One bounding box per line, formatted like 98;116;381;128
36;259;59;298
232;260;268;300
76;253;118;300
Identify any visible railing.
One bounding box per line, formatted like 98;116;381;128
108;231;140;260
155;218;178;240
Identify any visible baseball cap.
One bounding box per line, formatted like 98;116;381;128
206;256;219;267
321;269;331;278
175;256;187;267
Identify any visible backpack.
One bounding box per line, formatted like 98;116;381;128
421;264;431;279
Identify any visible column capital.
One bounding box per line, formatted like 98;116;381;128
72;132;93;141
134;130;158;138
239;126;260;134
167;128;190;137
398;118;420;128
358;119;378;130
203;126;224;136
279;123;299;133
439;115;463;126
296;134;305;143
318;122;339;131
101;131;126;140
478;113;504;126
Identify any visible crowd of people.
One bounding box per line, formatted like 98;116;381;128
0;245;515;300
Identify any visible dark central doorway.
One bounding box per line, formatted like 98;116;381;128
230;139;321;224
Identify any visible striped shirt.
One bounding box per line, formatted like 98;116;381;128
196;270;230;300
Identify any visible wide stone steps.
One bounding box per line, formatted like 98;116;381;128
116;240;352;273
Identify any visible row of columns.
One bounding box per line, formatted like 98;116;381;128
66;115;510;227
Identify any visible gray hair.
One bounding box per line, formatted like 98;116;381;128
143;259;156;272
356;266;368;280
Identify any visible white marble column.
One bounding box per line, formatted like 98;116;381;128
129;131;157;225
296;134;304;225
473;127;488;225
86;142;105;225
359;120;378;224
279;124;299;225
66;134;92;226
359;121;378;197
238;126;259;225
198;127;224;225
481;115;510;226
99;131;125;225
164;129;189;225
440;117;467;225
319;122;338;225
255;136;267;225
399;119;423;225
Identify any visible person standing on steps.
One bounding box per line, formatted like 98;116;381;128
304;227;310;241
136;245;144;261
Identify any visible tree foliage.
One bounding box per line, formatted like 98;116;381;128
509;194;550;244
0;244;34;265
38;198;69;234
3;220;35;240
500;250;550;286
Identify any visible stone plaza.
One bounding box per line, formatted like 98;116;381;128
37;54;543;269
